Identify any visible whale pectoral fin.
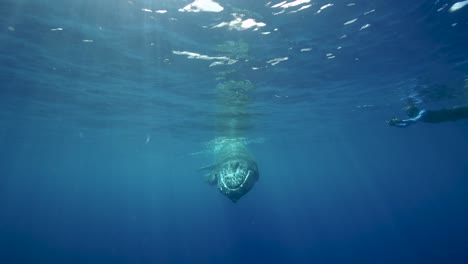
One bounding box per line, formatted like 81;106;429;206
198;164;216;171
204;173;216;185
204;172;217;185
199;164;217;185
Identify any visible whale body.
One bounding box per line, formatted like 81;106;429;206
204;140;259;202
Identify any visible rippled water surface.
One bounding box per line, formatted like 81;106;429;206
1;0;468;263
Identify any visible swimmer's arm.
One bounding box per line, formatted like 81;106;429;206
387;110;426;127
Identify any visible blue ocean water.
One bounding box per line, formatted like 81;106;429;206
1;0;468;263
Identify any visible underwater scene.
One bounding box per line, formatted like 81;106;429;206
1;0;468;263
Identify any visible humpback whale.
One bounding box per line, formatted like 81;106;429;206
202;139;259;202
198;40;259;202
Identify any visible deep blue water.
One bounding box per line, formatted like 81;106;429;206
1;0;468;263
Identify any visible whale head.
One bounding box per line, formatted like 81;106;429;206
214;155;259;202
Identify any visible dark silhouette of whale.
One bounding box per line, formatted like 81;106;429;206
200;140;259;202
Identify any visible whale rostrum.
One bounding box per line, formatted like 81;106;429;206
202;140;259;202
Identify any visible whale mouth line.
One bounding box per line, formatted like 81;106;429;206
220;170;251;191
218;158;252;191
210;142;259;202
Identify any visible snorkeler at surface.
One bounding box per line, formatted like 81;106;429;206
387;102;468;127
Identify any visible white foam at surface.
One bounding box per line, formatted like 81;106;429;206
360;24;371;30
212;14;266;31
267;57;288;66
344;18;358;25
272;0;310;9
172;50;237;67
179;0;224;13
273;10;285;15
316;4;333;14
209;61;224;67
272;1;287;8
242;19;266;29
437;4;448;12
173;51;228;60
449;0;468;12
290;4;312;13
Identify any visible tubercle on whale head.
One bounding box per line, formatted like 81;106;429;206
215;155;259;202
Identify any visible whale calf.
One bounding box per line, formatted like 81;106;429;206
202;139;259;202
